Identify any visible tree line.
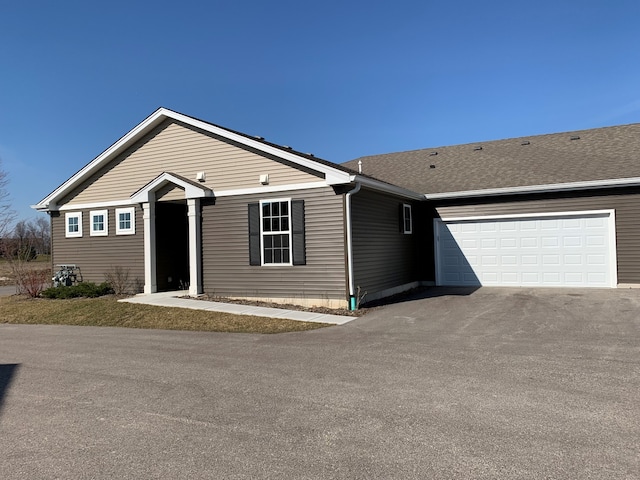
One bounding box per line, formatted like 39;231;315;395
0;162;50;261
2;217;51;260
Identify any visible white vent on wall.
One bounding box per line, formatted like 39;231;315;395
196;171;206;182
260;174;269;185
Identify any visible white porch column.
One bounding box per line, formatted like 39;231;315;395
143;201;157;294
187;198;203;296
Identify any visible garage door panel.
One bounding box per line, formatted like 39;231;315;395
436;212;614;287
588;272;607;283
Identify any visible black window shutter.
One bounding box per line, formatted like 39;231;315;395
248;203;261;265
399;203;405;233
291;200;306;265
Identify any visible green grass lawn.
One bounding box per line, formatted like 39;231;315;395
0;296;330;334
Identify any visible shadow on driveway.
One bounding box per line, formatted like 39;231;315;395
363;286;480;308
0;364;20;415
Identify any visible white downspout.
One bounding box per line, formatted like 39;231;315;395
345;182;361;310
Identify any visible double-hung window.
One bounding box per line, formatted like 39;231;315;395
115;207;135;235
65;212;82;238
248;199;305;266
261;199;291;265
90;210;108;236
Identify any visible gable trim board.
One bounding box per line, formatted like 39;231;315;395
56;181;332;211
434;210;618;288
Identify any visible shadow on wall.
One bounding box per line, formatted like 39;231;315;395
0;364;20;416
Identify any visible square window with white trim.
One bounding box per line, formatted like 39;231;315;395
402;204;413;234
90;210;108;236
65;212;82;238
261;199;291;265
115;207;135;235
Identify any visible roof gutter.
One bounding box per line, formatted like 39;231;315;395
426;177;640;200
345;182;361;310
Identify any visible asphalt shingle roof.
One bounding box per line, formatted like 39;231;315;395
343;123;640;194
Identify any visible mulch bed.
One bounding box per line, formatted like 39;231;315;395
186;294;371;317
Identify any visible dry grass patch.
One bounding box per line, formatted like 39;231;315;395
0;296;330;333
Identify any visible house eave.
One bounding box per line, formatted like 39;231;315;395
425;177;640;200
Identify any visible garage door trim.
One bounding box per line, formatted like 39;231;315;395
434;209;618;287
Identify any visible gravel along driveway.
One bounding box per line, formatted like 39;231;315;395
0;287;638;479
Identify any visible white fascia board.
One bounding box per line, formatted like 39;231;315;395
31;203;50;212
426;177;640;200
33;107;352;211
352;175;425;201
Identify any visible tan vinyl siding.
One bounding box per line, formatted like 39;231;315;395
434;189;640;284
351;189;419;295
156;184;185;202
51;207;144;289
201;186;346;301
60;120;322;206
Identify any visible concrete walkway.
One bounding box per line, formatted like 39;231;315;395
118;291;356;325
0;285;17;296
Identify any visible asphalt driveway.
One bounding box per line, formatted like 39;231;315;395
1;287;639;479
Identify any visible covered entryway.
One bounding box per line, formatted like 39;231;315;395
434;210;617;287
131;172;213;296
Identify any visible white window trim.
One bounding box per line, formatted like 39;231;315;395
115;207;135;235
259;198;293;266
65;212;82;238
403;204;413;234
89;209;109;237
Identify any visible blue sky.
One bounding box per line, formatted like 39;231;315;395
2;1;640;221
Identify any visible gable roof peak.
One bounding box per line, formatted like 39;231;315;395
34;108;356;211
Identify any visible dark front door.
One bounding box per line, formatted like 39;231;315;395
155;201;189;291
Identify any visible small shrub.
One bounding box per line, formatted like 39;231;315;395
41;282;114;299
104;266;131;295
13;262;50;298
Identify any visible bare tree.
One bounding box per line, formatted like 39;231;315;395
32;216;51;255
0;164;15;240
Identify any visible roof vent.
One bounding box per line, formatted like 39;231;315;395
358;160;363;173
254;136;264;140
429;164;436;169
283;145;293;149
521;141;530;145
429;151;438;156
473;146;483;151
570;136;580;141
306;153;314;157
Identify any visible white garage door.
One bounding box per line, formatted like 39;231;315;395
435;211;616;287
